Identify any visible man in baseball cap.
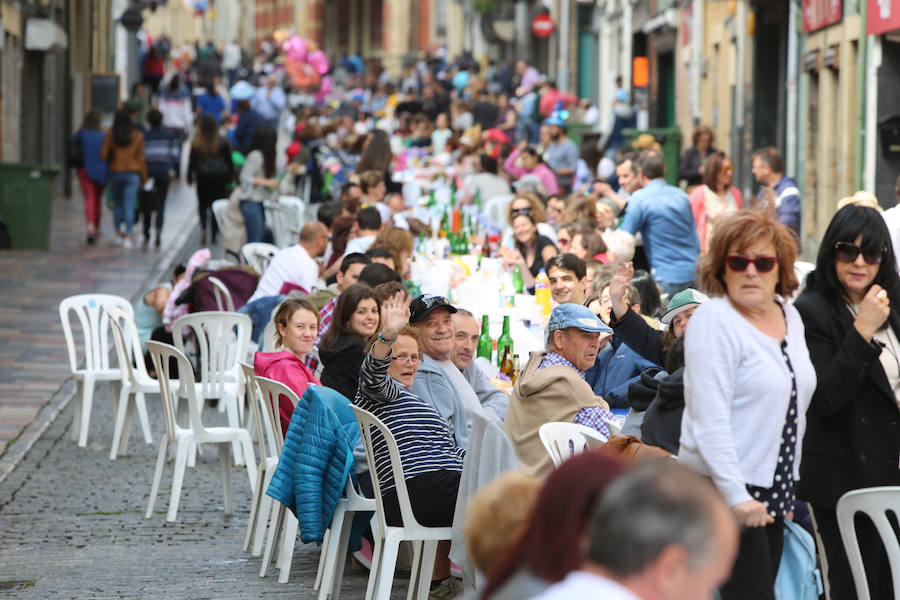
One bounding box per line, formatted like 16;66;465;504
504;303;616;476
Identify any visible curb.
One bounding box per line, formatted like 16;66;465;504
0;209;200;487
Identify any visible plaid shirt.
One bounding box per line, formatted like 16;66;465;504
314;296;338;348
539;351;612;439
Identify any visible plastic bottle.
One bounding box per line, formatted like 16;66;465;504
496;316;513;367
535;268;552;316
477;315;493;361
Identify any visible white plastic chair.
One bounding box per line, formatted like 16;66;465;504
104;306;158;460
351;404;454;600
255;376;300;583
265;195;306;248
242;242;279;275
172;311;251;464
211;198;229;236
792;260;816;300
207;276;236;312
483;193;513;229
538;422;608;468
239;362;281;557
144;341;257;522
603;415;622;436
836;486;900;600
59;294;133;447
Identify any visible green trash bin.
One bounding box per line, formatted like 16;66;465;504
623;127;682;187
0;162;59;250
566;123;598;150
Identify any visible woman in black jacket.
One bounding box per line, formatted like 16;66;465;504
794;203;900;599
318;284;381;401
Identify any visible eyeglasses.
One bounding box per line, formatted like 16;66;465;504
720;165;734;174
834;241;884;265
725;255;778;273
391;354;420;364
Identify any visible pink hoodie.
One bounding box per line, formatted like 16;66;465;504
254;350;320;437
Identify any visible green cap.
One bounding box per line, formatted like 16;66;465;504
660;289;709;325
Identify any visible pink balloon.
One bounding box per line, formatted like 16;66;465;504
283;36;307;63
320;76;333;95
308;49;330;75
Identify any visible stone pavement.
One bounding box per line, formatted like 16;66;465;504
0;176;206;474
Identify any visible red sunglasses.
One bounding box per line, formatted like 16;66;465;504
726;255;777;273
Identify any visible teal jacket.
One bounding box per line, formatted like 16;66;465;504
265;384;360;543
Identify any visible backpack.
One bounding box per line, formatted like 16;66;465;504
774;519;823;600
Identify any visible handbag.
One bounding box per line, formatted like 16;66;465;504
67;134;85;168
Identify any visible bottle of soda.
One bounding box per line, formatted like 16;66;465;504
535;268;552;316
512;264;524;294
496;315;513;367
477;315;493;361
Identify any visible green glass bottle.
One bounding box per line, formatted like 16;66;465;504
512;264;524;294
496;315;513;367
477;315;493;361
427;189;436;208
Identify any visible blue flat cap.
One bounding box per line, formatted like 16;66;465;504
547;303;612;334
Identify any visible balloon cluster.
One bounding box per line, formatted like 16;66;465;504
282;35;332;102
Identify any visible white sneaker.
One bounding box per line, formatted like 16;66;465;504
122;236;134;249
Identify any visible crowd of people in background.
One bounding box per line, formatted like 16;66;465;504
68;33;900;600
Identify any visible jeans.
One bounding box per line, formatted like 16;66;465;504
240;199;267;243
108;171;140;235
659;279;696;299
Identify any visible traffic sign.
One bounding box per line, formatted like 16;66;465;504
531;14;555;38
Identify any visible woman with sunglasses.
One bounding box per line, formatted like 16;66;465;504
688;152;742;254
793;203;900;599
679;208;816;600
355;292;465;597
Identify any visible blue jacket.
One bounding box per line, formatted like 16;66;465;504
585;337;660;409
234;108;266;155
265;384;360;544
73;129;109;185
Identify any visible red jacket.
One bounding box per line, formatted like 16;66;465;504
254;350;320;436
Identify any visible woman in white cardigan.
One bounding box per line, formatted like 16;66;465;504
679;208;816;600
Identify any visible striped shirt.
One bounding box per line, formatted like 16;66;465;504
354;350;465;493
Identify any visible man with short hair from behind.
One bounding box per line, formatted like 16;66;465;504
504;303;614;476
546;253;588;306
450;309;510;420
534;459;739;599
619;149;700;297
364;247;396;272
751;146;801;241
343;206;382;256
248;221;329;302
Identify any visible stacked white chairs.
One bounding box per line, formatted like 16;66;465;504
104;305;157;460
59;293;133;447
145;341;256;522
255;376;301;583
172;311;251;464
351;404;454;600
836;486;900;599
265;195;306;248
207;276;236;313
242;242;279;275
239;362;281;557
538;422;608;468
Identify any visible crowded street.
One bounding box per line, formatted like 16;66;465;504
2;0;900;598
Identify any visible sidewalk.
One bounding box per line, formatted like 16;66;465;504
0;178;200;478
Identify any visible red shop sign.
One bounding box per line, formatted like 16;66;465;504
802;0;842;32
868;0;900;35
531;14;555;38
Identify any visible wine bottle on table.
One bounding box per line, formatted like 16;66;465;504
477;315;493;361
511;354;521;385
496;315;512;367
500;345;514;379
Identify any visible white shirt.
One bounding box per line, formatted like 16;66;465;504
679;297;816;507
435;359;485;430
223;43;242;70
344;234;376;257
534;571;642;600
465;172;512;203
249;244;318;301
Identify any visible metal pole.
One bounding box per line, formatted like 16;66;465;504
853;1;868;191
558;0;570;92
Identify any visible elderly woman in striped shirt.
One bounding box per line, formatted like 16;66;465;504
354;292;465;593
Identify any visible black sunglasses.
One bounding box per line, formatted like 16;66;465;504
411;295;449;313
511;207;532;216
725;255;777;273
834;241;884;265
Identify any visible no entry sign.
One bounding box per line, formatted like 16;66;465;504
532;14;555;37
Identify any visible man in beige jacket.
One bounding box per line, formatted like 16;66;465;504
504;303;613;476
